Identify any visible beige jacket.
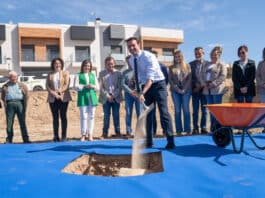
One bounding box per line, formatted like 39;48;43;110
98;69;123;104
168;64;192;93
200;61;227;95
46;70;72;103
256;60;265;95
1;81;29;109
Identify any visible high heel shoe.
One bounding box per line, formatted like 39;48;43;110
88;134;93;141
80;135;86;142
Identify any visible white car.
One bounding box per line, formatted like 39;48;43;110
0;76;9;91
18;76;46;91
0;75;46;91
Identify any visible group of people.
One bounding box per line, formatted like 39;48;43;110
1;38;265;149
170;45;265;134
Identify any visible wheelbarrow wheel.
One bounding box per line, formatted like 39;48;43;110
212;127;232;148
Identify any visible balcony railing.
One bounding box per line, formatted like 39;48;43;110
20;61;50;67
158;55;173;62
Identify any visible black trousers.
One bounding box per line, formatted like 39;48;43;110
149;103;157;135
49;99;69;140
144;80;174;145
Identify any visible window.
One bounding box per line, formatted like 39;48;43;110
22;45;35;61
75;46;90;62
0;47;2;64
162;48;174;56
46;45;59;61
115;65;124;70
111;45;122;54
19;76;29;82
33;75;47;80
144;47;152;52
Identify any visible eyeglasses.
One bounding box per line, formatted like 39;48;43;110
239;51;246;55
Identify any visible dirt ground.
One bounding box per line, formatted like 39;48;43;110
62;152;163;177
0;90;152;143
0;80;258;144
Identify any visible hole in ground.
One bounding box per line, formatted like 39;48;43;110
62;151;163;177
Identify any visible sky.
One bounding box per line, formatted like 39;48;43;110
1;0;265;64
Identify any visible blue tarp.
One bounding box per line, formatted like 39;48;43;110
1;135;265;198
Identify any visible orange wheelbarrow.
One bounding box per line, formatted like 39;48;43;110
206;103;265;153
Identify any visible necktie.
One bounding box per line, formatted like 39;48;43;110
108;72;113;94
134;57;141;93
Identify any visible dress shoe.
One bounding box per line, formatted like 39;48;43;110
186;132;192;136
53;137;60;142
80;135;86;142
193;129;199;134
100;134;108;139
201;128;208;134
112;134;121;138
88;135;93;141
165;143;175;150
5;139;12;144
126;133;134;138
61;137;67;142
146;143;154;148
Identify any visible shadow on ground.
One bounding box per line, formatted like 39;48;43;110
161;143;234;166
27;144;132;153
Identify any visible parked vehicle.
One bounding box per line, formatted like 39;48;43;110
19;76;46;91
0;75;46;91
0;76;9;91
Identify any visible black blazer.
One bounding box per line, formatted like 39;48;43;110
232;59;256;98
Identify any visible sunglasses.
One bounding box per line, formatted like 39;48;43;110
239;51;246;55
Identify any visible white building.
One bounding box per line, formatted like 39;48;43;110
0;19;184;76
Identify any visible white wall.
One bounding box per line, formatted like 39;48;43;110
0;24;19;73
62;24;100;74
1;22;184;76
124;25;139;56
140;27;184;40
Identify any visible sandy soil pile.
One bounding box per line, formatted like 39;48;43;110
62;152;163;177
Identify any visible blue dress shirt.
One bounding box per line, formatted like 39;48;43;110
6;83;24;101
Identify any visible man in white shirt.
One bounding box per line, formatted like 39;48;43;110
126;37;175;149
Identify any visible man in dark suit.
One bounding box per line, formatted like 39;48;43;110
232;45;256;103
189;47;208;134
